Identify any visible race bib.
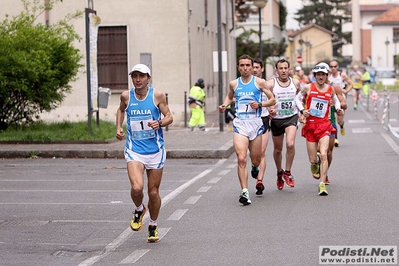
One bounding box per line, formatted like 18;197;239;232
236;98;257;119
309;98;328;118
276;98;295;117
129;114;155;140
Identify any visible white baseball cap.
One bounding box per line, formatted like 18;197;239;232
129;64;151;76
312;62;329;74
295;66;302;71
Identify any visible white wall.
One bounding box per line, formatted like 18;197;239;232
371;25;395;68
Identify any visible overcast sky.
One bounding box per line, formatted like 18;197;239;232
286;0;303;30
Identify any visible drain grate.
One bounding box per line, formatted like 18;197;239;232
0;220;49;227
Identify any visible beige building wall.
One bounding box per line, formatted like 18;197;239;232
286;26;333;70
0;0;236;125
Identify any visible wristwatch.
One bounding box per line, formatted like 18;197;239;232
258;102;262;108
158;120;162;127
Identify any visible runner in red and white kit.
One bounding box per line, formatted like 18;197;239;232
295;62;344;196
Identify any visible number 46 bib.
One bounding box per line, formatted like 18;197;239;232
309;98;328;118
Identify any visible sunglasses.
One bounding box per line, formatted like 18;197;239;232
314;65;328;70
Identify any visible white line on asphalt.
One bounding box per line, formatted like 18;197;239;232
167;209;189;221
217;169;230;175
348;119;366;123
208;177;221;183
381;133;399;155
197;186;211;192
119;249;150;264
184;195;202;204
352;128;373;133
77;159;226;266
226;164;235;168
119;228;174;263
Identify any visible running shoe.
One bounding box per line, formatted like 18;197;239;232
147;225;160;243
325;176;330;185
239;190;251;205
354;104;357;110
276;171;284;190
340;125;346;136
311;152;320;179
251;164;259;179
334;139;339;147
318;183;328;196
255;180;265;195
130;205;146;231
283;171;295;187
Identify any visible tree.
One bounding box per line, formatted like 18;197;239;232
0;0;83;130
294;0;351;56
235;0;288;67
236;26;287;68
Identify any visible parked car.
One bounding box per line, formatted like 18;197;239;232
374;67;398;86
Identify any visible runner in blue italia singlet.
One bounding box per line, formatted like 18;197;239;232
234;75;263;120
125;87;164;155
218;54;276;206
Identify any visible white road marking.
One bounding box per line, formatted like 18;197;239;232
118;228;171;264
184;195;202;204
381;133;399;155
167;209;188;221
348;119;365;123
78;159;226;266
352;128;373;133
208;177;221;183
197;186;211;192
217;169;230;175
119;249;150;264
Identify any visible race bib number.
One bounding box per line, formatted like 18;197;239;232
277;98;295;117
237;99;257;119
129;114;155;140
309;98;328;118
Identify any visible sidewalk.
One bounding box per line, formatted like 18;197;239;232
0;111;235;159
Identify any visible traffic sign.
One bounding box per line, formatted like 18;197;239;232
296;55;303;65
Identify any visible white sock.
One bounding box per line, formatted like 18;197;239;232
149;219;157;227
135;204;143;212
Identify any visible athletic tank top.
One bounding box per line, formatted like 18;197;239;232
234;76;262;119
272;77;298;119
329;73;345;89
125;87;164;155
305;83;333;122
350;71;363;89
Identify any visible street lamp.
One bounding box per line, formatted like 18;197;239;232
253;0;268;69
385;37;390;66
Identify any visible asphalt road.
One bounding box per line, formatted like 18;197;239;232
1;95;399;266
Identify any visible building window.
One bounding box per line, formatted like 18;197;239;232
393;28;399;43
97;26;128;91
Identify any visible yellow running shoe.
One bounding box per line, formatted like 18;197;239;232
130;206;146;231
318;183;328;196
311;152;320;179
340;125;346;136
147;225;160;243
